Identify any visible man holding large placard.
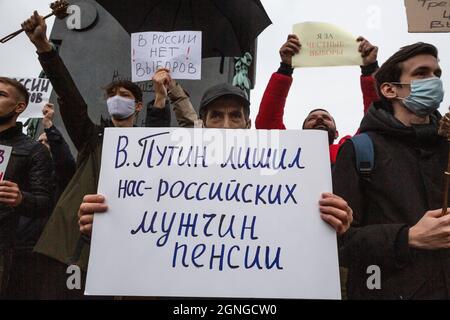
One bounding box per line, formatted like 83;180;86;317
78;82;353;299
79;84;353;238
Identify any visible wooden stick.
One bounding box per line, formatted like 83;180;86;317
442;141;450;216
0;13;54;44
0;1;69;44
439;112;450;216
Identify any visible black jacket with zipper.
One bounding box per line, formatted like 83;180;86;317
0;123;52;252
333;101;450;300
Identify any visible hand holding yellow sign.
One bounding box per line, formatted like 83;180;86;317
292;22;363;68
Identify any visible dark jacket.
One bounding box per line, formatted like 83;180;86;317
0;123;52;297
333;101;450;300
34;49;171;271
0;123;53;251
45;125;76;201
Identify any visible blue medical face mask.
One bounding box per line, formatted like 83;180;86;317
106;95;136;120
395;77;444;117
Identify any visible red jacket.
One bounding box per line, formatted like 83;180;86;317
255;72;379;164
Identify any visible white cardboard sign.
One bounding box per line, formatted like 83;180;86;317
86;128;341;299
13;78;53;119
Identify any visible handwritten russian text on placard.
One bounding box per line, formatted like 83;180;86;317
0;145;12;181
131;31;202;82
12;78;53;119
405;0;450;32
292;22;363;68
85;128;341;299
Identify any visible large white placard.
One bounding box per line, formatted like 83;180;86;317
131;31;202;82
86;128;341;299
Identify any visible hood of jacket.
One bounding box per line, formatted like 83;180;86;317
360;101;443;146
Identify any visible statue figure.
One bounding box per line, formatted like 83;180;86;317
233;52;253;98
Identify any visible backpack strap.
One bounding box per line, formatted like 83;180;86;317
350;133;375;180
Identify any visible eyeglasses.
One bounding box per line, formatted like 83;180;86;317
390;82;411;87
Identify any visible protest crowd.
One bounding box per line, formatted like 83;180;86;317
1;3;450;301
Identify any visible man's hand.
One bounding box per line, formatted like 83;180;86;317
357;36;378;67
409;209;450;250
21;10;53;53
78;194;108;237
152;68;172;109
42;103;55;129
319;193;353;235
0;181;23;207
279;34;301;66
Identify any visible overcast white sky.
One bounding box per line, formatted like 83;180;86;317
1;0;449;136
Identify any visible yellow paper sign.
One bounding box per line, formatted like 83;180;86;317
292;22;363;68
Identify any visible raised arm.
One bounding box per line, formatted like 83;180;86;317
22;11;96;151
168;80;201;128
255;35;300;130
42;103;76;191
357;37;380;115
146;68;172;127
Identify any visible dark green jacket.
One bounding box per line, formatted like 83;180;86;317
34;49;170;271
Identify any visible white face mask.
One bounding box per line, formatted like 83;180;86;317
106;95;136;120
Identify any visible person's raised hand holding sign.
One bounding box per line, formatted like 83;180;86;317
78;194;108;236
153;68;172;109
22;11;53;54
357;36;378;68
279;34;301;67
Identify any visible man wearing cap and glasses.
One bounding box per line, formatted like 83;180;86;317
198;83;251;129
78;83;353;255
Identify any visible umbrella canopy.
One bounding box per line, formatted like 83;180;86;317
95;0;272;58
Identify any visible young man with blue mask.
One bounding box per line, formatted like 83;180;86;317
333;42;450;299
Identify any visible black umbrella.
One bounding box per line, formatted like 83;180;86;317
95;0;272;58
